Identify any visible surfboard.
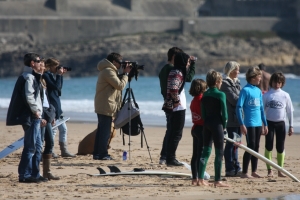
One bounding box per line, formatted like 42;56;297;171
181;161;210;180
88;166;191;177
224;133;300;182
0;117;70;160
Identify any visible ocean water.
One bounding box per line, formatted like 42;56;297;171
0;74;299;132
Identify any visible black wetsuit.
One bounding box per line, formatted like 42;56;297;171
199;87;228;181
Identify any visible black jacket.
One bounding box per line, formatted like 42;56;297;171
6;69;42;126
42;71;63;119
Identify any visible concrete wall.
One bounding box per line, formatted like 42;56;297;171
0;16;297;44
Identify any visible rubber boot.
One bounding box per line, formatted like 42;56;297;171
43;154;60;180
59;142;76;157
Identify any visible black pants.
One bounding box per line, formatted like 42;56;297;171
166;110;185;162
41;123;55;154
242;126;262;174
160;113;171;160
265;120;286;153
191;125;203;179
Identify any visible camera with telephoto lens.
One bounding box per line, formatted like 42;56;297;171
56;65;72;71
120;61;144;82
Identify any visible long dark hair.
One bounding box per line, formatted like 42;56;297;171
174;52;190;94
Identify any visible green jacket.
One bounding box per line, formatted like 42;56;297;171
94;59;128;117
159;62;195;99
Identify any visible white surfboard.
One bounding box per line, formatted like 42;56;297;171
89;170;192;177
224;133;300;182
0;117;70;160
181;161;210;180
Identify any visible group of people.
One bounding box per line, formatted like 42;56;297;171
158;47;294;187
6;50;294;186
7;53;76;183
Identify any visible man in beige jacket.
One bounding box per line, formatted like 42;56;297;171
93;52;131;160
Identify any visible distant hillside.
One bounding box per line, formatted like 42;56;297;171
1;31;300;77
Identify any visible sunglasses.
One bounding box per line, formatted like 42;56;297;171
34;60;41;63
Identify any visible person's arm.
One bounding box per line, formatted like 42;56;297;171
25;75;41;118
42;72;62;92
220;81;239;106
220;92;228;128
286;93;294;136
104;68;128;90
185;62;195;82
260;93;267;127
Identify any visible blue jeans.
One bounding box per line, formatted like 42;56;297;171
224;127;242;174
160;112;171;160
18;118;43;179
52;118;68;142
93;114;112;159
41;123;54;154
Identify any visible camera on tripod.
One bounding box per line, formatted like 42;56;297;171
120;61;144;81
56;65;72;71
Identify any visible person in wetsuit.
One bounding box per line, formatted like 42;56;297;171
263;72;294;177
236;66;268;179
198;70;229;187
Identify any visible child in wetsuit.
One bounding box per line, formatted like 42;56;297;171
198;70;229;187
263;72;294;177
189;79;207;185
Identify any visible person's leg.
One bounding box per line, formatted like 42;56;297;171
275;121;286;177
251;126;262;178
233;127;242;174
166;110;185;165
191;125;201;184
197;126;212;186
43;123;54;155
159;113;171;163
18;119;41;180
31;120;43;179
265;120;275;176
224;127;236;176
58;122;75;157
241;127;255;178
93;114;112;160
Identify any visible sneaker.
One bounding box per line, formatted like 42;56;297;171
159;159;166;165
19;177;41;183
166;159;184;166
100;156;114;160
38;176;48;182
225;171;236;177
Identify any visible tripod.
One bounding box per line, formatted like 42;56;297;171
121;81;152;162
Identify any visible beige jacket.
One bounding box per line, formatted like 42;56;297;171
94;59;128;117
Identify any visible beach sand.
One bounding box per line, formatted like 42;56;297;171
0;121;300;200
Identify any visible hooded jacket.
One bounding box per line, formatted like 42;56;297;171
94;59;128;117
6;66;43;126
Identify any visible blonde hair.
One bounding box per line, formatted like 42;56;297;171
44;58;59;71
245;66;262;82
224;61;240;76
206;70;222;87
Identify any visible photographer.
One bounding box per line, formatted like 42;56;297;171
93;52;131;160
43;58;76;158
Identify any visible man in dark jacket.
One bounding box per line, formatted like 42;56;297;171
6;52;48;183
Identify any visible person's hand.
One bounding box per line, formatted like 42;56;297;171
51;119;56;126
262;126;268;135
173;102;180;108
240;125;247;135
123;63;131;74
288;127;294;136
40;119;47;127
57;67;64;75
34;111;41;119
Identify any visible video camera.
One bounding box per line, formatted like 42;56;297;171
56;65;72;71
120;61;144;82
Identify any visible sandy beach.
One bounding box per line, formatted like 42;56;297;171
0;120;300;200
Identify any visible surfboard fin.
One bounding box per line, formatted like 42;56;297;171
107;165;121;173
97;167;107;174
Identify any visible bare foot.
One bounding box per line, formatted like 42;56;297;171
240;173;254;179
192;179;198;185
267;169;273;177
278;171;287;177
252;172;263;178
197;179;209;186
214;181;230;187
